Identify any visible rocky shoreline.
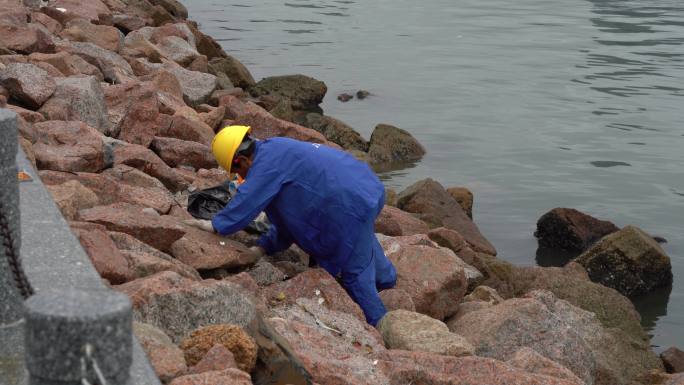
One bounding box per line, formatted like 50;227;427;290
1;0;681;384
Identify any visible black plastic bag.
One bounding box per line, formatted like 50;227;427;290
187;183;270;234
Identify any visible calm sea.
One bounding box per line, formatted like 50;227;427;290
184;0;684;351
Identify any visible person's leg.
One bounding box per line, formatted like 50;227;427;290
373;235;397;291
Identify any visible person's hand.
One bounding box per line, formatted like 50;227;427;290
248;245;265;259
182;219;214;233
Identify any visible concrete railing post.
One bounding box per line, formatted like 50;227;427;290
0;108;23;325
24;289;133;385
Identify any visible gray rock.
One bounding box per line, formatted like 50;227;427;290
248;74;326;111
207;56;255;90
57;41;134;83
156;36;200;67
248;259;286;286
163;62;217;107
0;63;56;109
368;123;425;164
39;76;110;134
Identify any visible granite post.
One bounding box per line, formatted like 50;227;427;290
0;108;23;325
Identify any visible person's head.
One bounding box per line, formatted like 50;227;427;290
211;125;256;179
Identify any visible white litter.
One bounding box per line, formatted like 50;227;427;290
56;7;66;12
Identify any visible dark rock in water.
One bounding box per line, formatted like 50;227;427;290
590;160;631;167
299;112;368;152
248;74;326;111
356;89;370;99
654;235;668;243
337;92;353;102
661;347;684;373
575;225;673;297
367;123;425;164
535;207;619;253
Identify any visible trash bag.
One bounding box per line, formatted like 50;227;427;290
187;182;270;235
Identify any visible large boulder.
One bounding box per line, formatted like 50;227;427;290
248;74;326;111
45;180;99;220
575;225;672;297
162;61;217;107
179;324;257;372
264;268;366;322
151;136;216;169
69;221;133;284
28;52;103;80
297;113;368;152
104;80;160;141
220;95;330;145
378;234;469;320
157;36;201;67
113;143;189;192
56;40;134;83
60;18;124;53
0;62;56;109
397;178;496;255
39;76;110;134
535;208;619;253
377;310;474;357
368;123;425;164
449;290;663;385
159;114;215;146
32;120;109;173
133;322;187;383
50;0;111;23
114;271;257;343
78;203;185;252
0;9;55;54
169;224;256;271
207;56;254;90
374;205;429;236
109;231;200;281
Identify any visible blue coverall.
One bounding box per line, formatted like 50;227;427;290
211;137;397;325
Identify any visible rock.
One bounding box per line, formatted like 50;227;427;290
356;90;370;99
28;52;103;80
133;321;187;383
264;268;366;321
0;62;55;109
156;36;200;66
163;61;217;107
377;310;474;357
220;95;329;145
150;4;174;27
337;93;352;102
107;81;160;146
115;271;257;343
29;12;62;35
187;55;208;73
180;324;257;372
50;0;111;23
69;221;133;284
450;290;663;385
463;285;503;304
0;9;55;54
427;227;478;261
576;225;672;297
249;74;326;111
169;369;252;385
374;205;429;236
248;259;286;286
297;112;368;152
109;231;200;280
398;178;497;255
159;114;215;146
113;143;189;192
39;76;110;134
112;13;147;34
378;234;468;320
169;224;256;271
206;56;253;90
32;120;109;173
446;187;474;219
6;104;45;125
662;347;684;373
60;18;123;52
507;347;584;383
45;180;99;220
446;300;493;325
368;123;425;164
56;40;134;83
79;203;185;252
148;0;187;19
186;344;237;374
185;22;227;60
198;105;225;131
535;208;620;253
379;288;415;312
151;136;216;169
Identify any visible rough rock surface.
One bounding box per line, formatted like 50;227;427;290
0;62;55;108
398;178;496;255
368;123;426;164
69;222;133;284
662;347;684;373
377;310;474;357
247;259;286;286
186;344;238;374
375;205;429;237
33;120;109;173
114;271;256;343
535;208;619;252
39;76;110;134
297;112;368;151
379;288;416;312
446;186;474;219
113;143;189;192
170;225;256;271
207;56;255;89
575;225;672;297
249;74;326;111
163;61;217;107
464;285;503;304
45;180;99;220
0;9;55;54
168;369;253;385
56;40;134;83
60;18;123;53
151;136;216;169
134;321;188;383
507;347;584;383
50;0;111;22
180;324;257;372
29;51;103;80
378;234;468;320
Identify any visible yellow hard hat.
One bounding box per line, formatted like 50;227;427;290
212;125;251;173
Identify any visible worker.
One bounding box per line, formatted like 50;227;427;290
184;125;397;326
